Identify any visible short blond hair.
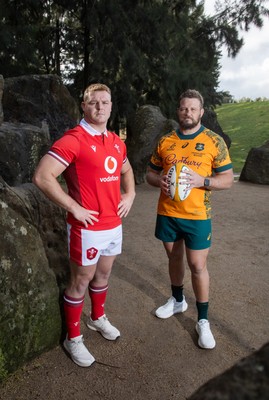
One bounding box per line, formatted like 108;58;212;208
83;83;111;101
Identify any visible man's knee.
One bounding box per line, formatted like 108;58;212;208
189;262;208;276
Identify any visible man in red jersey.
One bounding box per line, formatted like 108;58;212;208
33;83;135;367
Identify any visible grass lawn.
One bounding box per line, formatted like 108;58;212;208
215;101;269;174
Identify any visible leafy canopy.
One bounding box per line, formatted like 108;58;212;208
0;0;268;129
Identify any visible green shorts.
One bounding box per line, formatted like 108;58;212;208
155;215;212;250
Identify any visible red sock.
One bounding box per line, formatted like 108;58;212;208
63;292;84;340
88;284;108;320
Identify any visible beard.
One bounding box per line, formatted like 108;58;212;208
179;116;200;130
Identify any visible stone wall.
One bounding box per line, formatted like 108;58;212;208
0;74;73;379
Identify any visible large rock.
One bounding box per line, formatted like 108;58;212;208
126;105;231;184
0;121;50;186
126;105;179;184
0;74;81;186
2;74;80;141
0;74;76;380
188;342;269;400
239;140;269;184
0;177;69;380
202;109;231;148
0;177;69;288
0;75;3;125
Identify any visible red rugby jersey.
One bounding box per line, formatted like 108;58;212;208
48;123;127;230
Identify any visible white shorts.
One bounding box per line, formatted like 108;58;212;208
67;224;122;266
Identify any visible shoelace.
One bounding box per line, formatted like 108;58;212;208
199;322;210;333
164;298;174;307
98;317;111;329
71;338;85;353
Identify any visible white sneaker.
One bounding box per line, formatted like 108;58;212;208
155;296;188;319
87;315;120;341
196;319;216;349
63;335;95;367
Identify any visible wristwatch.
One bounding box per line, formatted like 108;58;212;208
204;178;211;188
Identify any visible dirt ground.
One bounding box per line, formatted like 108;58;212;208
0;180;268;400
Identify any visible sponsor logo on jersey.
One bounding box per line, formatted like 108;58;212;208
91;145;97;152
165;154;202;169
100;175;119;182
182;142;189;148
100;156;119;182
104;156;117;173
195;143;204;151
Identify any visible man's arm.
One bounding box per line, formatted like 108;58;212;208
146;167;162;187
147;165;234;193
117;159;136;218
204;169;234;190
146;166;171;196
32;154;99;227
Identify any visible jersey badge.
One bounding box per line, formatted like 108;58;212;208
91;145;97;152
87;247;98;260
195;143;205;151
114;144;121;153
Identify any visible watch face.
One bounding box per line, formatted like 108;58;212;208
204;178;210;187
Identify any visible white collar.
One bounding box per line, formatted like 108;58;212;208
80;118;108;136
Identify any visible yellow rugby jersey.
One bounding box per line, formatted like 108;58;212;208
149;126;233;220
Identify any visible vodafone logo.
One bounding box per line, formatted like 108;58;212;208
104;156;117;174
100;156;119;182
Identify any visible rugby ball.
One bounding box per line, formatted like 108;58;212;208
167;164;191;201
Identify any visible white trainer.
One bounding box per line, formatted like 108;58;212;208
87;315;120;340
155;296;188;319
196;319;216;349
63;335;95;367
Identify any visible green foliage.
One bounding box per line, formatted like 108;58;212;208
0;0;268;131
216;101;269;173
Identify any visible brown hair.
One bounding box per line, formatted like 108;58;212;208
178;89;204;108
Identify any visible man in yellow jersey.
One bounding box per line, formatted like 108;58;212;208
146;89;233;349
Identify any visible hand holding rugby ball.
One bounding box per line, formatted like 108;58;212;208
167;164;191;201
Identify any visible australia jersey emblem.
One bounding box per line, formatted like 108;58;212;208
195;143;204;151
